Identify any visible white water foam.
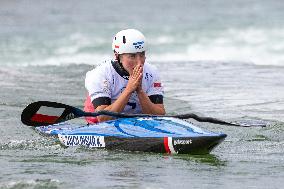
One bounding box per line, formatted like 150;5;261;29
6;27;284;67
20;53;112;67
0;179;60;189
184;28;284;66
150;27;284;66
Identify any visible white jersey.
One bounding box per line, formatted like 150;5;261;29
85;60;164;114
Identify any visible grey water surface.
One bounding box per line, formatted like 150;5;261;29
1;0;283;188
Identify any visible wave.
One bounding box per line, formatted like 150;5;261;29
0;179;60;189
183;28;284;66
19;53;112;67
2;27;284;67
149;27;284;66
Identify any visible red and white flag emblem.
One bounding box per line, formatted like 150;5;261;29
153;82;161;87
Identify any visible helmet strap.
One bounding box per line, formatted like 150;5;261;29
114;51;120;61
111;60;129;79
113;51;129;76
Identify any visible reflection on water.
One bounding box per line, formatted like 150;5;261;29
173;154;226;167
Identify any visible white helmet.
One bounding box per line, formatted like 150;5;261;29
112;29;147;54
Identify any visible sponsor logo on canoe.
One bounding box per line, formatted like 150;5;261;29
173;139;192;145
59;135;105;147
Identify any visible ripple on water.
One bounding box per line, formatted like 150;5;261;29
0;179;61;189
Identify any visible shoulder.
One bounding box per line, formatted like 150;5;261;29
144;62;164;95
87;60;112;73
85;60;113;96
86;60;113;79
143;62;159;74
143;62;161;81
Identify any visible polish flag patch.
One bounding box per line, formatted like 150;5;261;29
31;106;65;124
153;82;161;87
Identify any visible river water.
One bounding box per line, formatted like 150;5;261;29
0;0;283;188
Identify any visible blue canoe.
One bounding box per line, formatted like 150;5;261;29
36;117;227;154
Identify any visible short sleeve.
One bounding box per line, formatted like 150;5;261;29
85;64;112;102
146;65;164;97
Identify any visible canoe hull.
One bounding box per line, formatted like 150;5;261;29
37;117;227;154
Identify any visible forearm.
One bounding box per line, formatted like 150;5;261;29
109;90;134;112
96;89;132;122
137;90;165;115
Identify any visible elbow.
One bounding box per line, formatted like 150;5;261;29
154;105;166;115
159;104;166;115
97;115;113;123
160;109;166;115
97;116;106;123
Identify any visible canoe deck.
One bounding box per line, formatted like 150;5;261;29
36;117;227;154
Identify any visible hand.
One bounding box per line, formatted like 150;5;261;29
125;65;143;93
136;64;143;93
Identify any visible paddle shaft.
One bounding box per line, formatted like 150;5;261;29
21;101;266;127
84;111;238;126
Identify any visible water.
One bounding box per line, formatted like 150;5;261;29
1;0;284;188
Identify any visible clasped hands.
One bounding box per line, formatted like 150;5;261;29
125;64;143;94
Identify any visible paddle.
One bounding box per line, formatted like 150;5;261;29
21;101;267;127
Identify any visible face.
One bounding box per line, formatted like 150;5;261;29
119;51;146;74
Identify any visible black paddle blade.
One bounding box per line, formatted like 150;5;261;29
21;101;79;126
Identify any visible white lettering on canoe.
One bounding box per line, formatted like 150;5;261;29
58;134;105;147
174;139;192;145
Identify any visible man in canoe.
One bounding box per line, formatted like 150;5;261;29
84;29;165;123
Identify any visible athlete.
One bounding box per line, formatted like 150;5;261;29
84;29;165;123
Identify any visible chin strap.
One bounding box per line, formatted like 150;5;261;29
111;60;129;79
